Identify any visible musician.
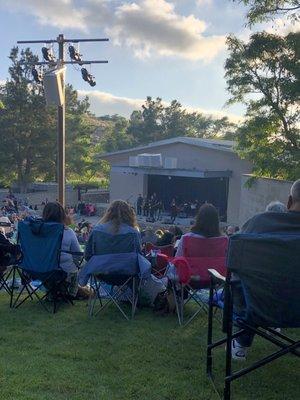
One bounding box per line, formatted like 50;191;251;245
170;199;178;224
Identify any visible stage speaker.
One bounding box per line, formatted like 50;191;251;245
43;67;66;106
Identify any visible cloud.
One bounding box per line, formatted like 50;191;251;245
108;0;225;61
78;89;145;117
1;0;225;61
196;0;213;6
0;0;90;31
78;89;243;123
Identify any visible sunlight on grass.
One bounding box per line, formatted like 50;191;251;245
0;294;298;400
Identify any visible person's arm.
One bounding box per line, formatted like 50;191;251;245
175;236;184;257
69;229;82;253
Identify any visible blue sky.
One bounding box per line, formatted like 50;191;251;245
0;0;297;121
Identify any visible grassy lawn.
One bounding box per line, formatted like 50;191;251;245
0;293;298;400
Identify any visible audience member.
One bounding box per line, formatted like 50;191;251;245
42;202;88;299
265;200;287;213
176;203;222;256
231;179;300;360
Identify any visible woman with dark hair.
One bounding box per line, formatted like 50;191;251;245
42;202;86;299
175;203;221;256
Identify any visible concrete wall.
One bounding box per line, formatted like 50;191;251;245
105;142;252;224
0;188;78;206
110;170;147;206
239;175;293;225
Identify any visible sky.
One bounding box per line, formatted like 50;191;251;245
0;0;298;122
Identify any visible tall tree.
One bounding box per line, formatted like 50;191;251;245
235;0;300;25
225;32;300;180
0;47;107;191
0;47;56;191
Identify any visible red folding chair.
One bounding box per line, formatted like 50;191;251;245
145;242;175;277
171;236;228;326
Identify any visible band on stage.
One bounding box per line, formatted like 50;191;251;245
136;194;201;222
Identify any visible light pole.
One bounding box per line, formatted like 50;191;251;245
17;34;108;206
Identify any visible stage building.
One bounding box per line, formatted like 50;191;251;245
99;137;252;224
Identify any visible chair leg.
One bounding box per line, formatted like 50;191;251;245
172;282;182;325
10;266;16;308
131;277;136;320
207;280;214;376
224;292;233;400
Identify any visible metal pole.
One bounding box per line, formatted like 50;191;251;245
57;34;65;207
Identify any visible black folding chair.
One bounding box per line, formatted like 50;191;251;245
0;266;13;295
206;233;300;400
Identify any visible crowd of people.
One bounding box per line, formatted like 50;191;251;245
0;179;299;361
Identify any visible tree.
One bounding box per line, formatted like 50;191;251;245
235;0;300;25
225;31;300;180
0;47;56;191
0;47;108;191
101;115;134;153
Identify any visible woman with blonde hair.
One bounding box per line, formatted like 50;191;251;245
80;200;165;306
81;200;143;284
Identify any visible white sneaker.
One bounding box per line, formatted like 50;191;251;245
231;339;247;361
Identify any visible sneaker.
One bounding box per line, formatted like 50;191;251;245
231;339;247;361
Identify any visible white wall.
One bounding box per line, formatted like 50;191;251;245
239;175;293;225
109;170;147;207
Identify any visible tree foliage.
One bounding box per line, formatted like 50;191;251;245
225;31;300;180
101;96;237;152
235;0;300;25
0;47;106;191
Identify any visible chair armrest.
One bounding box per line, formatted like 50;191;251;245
59;250;84;257
208;268;226;283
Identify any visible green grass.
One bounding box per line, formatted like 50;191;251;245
0;293;298;400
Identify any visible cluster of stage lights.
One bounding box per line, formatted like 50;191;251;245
31;45;96;87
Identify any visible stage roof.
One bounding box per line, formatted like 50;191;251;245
112;166;232;178
99;137;234;159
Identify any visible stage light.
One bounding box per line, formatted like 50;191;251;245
68;45;82;63
81;68;96;87
42;47;55;62
32;67;43;84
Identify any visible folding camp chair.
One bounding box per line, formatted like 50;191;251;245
170;236;228;326
87;232;142;320
145;242;174;277
207;233;300;400
11;218;83;313
0;239;21;298
0;266;13;295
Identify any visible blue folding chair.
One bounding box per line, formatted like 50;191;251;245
206;233;300;400
82;231;143;320
11;218;83;313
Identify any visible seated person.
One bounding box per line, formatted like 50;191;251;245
84;200;142;267
231;179;300;360
141;227;158;245
265;200;287;213
0;231;21;278
81;200;165;305
156;230;174;247
42;202;88;299
176;203;223;256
